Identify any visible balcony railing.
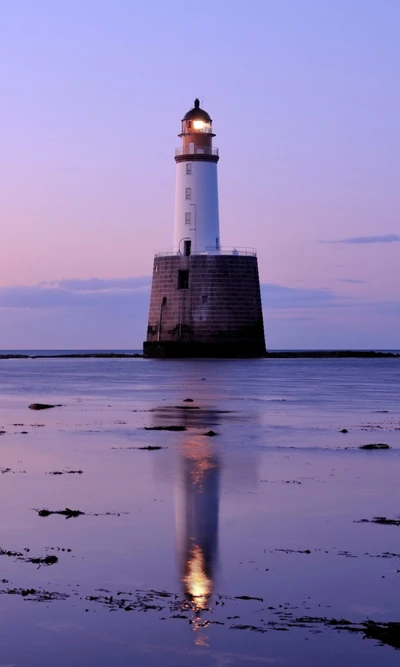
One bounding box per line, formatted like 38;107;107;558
175;146;219;157
155;246;257;257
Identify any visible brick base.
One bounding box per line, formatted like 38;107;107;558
143;254;266;358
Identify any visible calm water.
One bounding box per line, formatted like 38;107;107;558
0;357;399;666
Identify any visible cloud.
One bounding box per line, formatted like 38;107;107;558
336;278;365;284
41;277;151;292
261;283;345;309
270;315;317;322
0;277;151;309
323;234;400;245
0;276;152;349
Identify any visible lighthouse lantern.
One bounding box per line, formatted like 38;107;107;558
174;99;220;254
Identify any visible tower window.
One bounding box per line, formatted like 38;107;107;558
186;163;192;175
185;187;191;200
178;270;189;290
185;212;191;225
202;295;208;304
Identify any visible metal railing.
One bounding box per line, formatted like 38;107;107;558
155;246;257;257
175;146;219;157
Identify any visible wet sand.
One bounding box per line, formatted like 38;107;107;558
0;357;399;666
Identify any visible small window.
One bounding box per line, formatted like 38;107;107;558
184;240;191;257
202;295;208;304
185;187;191;200
162;296;167;305
178;270;189;290
186;163;192;175
185;212;191;225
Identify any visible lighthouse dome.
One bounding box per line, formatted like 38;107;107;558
182;98;212;123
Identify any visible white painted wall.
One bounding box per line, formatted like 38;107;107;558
173;160;220;253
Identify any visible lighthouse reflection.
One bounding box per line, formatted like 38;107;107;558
176;435;220;614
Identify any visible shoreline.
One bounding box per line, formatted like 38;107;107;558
0;350;398;360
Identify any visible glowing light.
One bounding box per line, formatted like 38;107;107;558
193;120;205;130
184;544;212;609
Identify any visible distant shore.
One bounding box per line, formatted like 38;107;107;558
0;351;398;360
265;350;399;358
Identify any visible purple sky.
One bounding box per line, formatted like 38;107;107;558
1;0;399;349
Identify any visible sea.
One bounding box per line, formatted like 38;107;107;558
0;353;399;666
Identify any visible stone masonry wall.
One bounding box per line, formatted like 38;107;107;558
145;255;266;350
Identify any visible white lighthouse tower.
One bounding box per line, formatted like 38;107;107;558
173;99;220;255
144;99;266;358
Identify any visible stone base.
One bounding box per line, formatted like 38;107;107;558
143;341;266;359
144;254;266;359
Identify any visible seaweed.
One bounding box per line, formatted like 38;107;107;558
28;403;62;410
356;516;400;526
144;426;187;431
359;443;390;450
36;508;85;518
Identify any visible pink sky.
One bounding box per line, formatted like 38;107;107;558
0;0;399;348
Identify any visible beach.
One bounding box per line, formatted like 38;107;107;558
0;356;399;666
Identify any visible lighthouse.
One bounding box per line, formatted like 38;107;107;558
173;98;220;255
143;99;266;358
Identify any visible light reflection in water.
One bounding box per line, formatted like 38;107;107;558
175;436;220;639
184;543;213;609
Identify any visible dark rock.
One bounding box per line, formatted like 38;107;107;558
28;555;58;566
137;446;163;451
275;548;311;554
37;508;85;519
356;516;400;526
266;350;400;358
203;430;218;437
340;429;348;433
144;426;186;431
173;405;200;410
48;470;84;475
183;398;194;402
29;403;61;411
359;443;390;450
363;620;400;649
234;595;264;602
32;353;142;359
0;548;59;566
1;587;68;601
0;548;23;558
230;624;266;633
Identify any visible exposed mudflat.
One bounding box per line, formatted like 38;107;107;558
0;356;399;666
